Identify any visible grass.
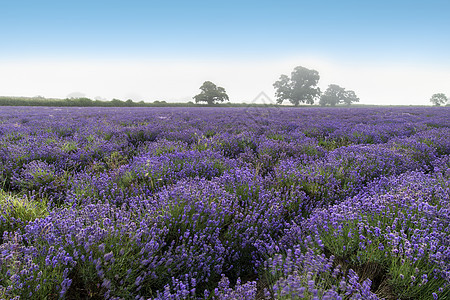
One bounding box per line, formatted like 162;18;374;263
0;190;48;241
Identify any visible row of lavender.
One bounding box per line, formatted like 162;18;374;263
0;106;449;299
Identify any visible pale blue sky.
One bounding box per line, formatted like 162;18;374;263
1;0;449;104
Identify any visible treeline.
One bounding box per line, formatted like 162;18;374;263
0;96;284;108
0;96;194;107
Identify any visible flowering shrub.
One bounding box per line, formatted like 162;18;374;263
304;171;450;299
0;106;449;299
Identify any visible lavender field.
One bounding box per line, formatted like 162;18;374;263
0;106;449;299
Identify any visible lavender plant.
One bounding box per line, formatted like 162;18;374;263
0;106;449;299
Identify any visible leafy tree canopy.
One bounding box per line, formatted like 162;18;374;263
273;66;320;106
193;81;229;105
430;93;448;106
319;84;360;106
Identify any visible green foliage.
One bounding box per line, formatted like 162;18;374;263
0;96;195;107
273;66;321;106
62;141;79;153
0;191;48;242
266;133;285;141
193;81;230;105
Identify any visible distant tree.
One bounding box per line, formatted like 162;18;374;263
77;97;94;106
319;84;345;106
193;81;229;105
273;75;292;104
319;84;359;106
273;66;320;105
342;90;360;105
64;98;93;106
430;93;448;106
111;98;125;107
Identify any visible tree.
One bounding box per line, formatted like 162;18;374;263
342;90;359;105
319;84;360;106
430;93;448;106
193;81;229;105
319;84;345;106
273;66;320;105
110;98;125;107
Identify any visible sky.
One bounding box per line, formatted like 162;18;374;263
1;0;449;105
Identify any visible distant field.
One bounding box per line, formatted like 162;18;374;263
0;106;449;299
